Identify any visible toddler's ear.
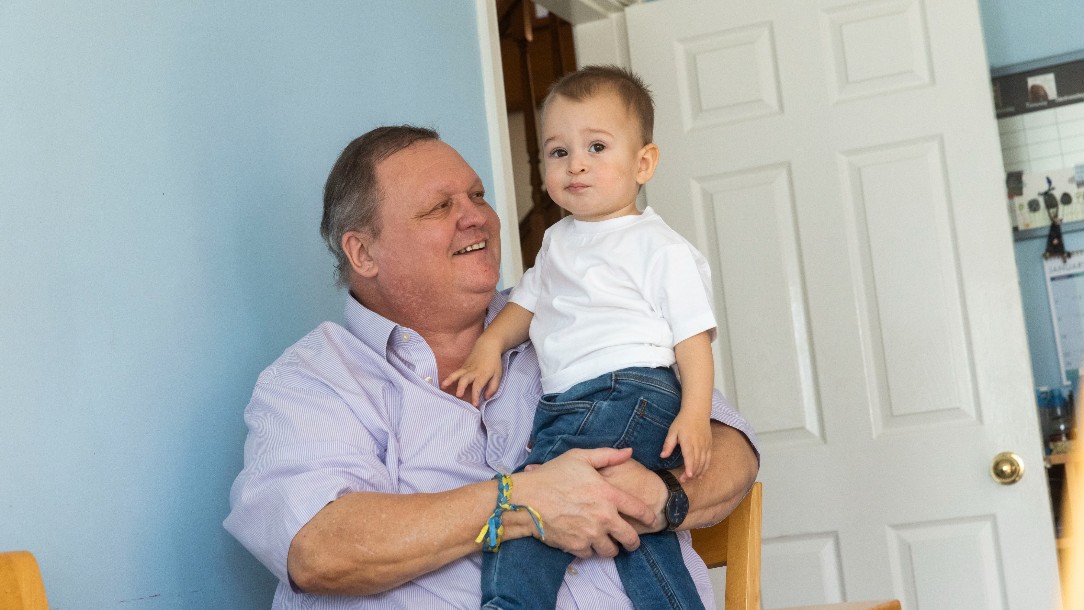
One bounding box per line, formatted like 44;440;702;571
637;143;660;185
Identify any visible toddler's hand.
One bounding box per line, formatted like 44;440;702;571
441;346;503;406
659;410;712;483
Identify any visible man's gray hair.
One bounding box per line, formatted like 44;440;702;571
320;125;440;286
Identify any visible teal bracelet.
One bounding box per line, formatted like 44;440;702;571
475;474;545;552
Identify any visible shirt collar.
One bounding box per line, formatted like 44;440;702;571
341;289;512;358
342;294;399;360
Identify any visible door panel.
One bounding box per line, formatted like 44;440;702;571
696;163;823;445
626;0;1060;607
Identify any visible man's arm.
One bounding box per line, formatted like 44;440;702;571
288;447;660;595
680;422;759;528
600;421;759;532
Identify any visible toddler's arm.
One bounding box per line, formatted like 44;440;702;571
442;302;534;405
662;330;714;482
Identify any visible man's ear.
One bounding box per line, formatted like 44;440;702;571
342;230;378;278
636;143;660;185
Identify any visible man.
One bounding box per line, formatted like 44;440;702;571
224;125;760;609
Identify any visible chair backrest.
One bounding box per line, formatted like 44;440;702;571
0;551;49;610
691;481;762;610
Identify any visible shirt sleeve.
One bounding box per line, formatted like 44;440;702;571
710;389;761;461
647;243;718;345
223;369;396;585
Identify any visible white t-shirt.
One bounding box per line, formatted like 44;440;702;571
511;207;716;394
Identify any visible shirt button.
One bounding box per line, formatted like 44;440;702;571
424;376;433;384
400;332;410;342
567;566;578;575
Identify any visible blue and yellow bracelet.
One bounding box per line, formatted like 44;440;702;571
476;473;545;552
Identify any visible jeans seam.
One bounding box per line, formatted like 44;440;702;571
613;398;644;449
612;369;680;398
637;538;684;609
575;401;597;437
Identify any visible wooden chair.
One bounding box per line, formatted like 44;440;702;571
0;551;49;610
691;483;901;610
693;481;763;609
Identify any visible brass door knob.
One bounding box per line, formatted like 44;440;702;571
991;452;1024;485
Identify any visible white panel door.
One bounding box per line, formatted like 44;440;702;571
625;0;1060;608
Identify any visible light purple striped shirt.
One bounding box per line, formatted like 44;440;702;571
224;291;760;609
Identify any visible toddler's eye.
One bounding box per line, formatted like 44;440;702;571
588;143;606;153
549;147;568;158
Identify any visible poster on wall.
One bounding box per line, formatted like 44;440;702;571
1045;251;1084;386
993;57;1084;119
1009;167;1084;230
996;56;1084;232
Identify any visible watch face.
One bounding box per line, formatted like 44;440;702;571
655;469;688;530
667;491;689;528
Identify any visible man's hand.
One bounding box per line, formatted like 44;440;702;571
603;423;760;534
513;447;660;558
597;458;668;534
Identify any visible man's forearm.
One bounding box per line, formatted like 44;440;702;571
288;482;510;595
679;422;759;529
287;447;659;596
599;422;759;533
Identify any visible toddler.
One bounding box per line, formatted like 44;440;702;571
445;65;718;610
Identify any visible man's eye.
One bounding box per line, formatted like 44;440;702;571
589;143;605;153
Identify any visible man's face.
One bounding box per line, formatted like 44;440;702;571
363;140;502;312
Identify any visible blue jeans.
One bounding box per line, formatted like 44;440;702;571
480;367;706;610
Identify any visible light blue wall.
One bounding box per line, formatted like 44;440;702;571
978;0;1084;70
1014;230;1084;391
0;2;491;608
975;0;1084;394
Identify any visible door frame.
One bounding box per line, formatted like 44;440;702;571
476;0;633;285
476;0;525;285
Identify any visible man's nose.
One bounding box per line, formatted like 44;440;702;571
456;197;492;229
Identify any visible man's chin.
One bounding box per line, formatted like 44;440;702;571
459;274;500;298
457;258;500;287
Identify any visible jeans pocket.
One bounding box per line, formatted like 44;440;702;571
614;396;684;470
527;397;598;464
534;397;595;436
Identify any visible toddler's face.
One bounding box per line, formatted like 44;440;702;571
540;91;657;222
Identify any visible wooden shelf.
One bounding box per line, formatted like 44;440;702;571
1048;452;1072;466
1046;448;1077;584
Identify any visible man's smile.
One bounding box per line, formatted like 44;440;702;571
454;240;486;255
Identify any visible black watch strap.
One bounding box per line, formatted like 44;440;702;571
653;468;688;531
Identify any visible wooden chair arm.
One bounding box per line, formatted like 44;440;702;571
0;551;49;610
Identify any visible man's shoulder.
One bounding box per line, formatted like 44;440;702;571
257;321;380;390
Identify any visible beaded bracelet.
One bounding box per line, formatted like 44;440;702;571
475;473;545;552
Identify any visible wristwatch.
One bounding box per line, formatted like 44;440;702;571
653;468;689;531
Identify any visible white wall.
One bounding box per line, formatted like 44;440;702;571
0;3;492;607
